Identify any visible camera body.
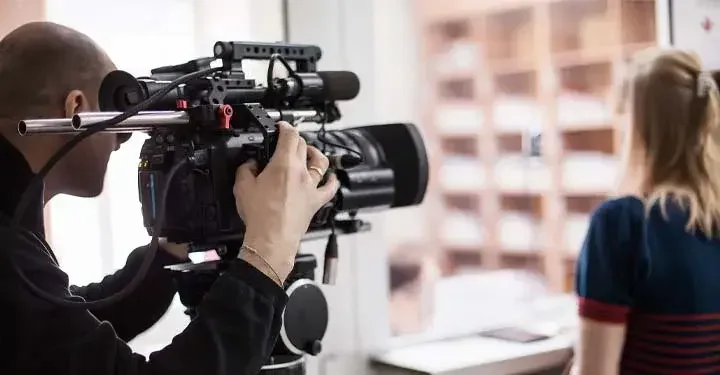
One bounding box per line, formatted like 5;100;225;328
135;103;338;247
94;41;407;249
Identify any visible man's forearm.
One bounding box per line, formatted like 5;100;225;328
71;246;179;341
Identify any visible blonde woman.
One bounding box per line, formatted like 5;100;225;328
573;48;720;375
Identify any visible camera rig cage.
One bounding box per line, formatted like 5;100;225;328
16;41;429;374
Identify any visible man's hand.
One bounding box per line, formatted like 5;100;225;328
233;122;339;284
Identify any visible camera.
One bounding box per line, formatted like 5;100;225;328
17;41;429;374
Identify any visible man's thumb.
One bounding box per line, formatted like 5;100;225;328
315;172;340;206
235;160;259;186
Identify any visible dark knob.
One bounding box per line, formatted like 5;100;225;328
305;340;322;356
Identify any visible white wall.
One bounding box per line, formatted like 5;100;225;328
664;0;720;70
656;0;672;46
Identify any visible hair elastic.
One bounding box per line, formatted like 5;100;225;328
696;71;718;98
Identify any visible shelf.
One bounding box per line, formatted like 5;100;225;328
485;6;535;65
564;257;577;293
389;262;422;291
440;136;478;157
501;193;543;217
492;70;542;132
430;19;480;78
557;61;613;95
556;61;614;128
561;128;615;154
440;193;483;250
552;47;616;69
557;92;613;128
565;194;606;214
620;0;655;46
421;0;552;21
438;193;483;249
444;193;482;212
494;156;551;192
419;0;483;22
438;78;476;101
440;211;484;248
563;194;604;256
445;248;484;273
561;153;617;193
550;0;615;55
498;194;544;252
434;42;481;78
432;18;473;49
499;252;544;274
435;104;485;135
494;69;537;95
439;156;486;192
416;0;658;295
564;213;590;257
493;96;543;133
497;133;524;154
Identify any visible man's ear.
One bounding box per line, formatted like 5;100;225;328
63;90;89;118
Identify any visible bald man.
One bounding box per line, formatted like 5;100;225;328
0;22;339;375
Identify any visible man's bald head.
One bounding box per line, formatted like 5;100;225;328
0;22;115;119
0;22;121;200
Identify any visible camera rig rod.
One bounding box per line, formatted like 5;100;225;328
18;109;324;136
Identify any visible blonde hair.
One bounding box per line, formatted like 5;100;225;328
620;47;720;235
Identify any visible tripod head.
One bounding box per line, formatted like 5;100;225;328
173;253;327;373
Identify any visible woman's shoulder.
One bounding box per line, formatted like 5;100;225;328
592;195;645;221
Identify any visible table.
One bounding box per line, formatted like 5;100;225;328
371;332;573;375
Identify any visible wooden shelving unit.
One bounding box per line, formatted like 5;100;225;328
416;0;656;292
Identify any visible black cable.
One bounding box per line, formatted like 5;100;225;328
267;53;298;96
11;66;220;309
316;101;363;161
12;158;189;309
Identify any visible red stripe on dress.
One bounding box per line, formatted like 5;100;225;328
626;338;720;355
624;346;720;366
634;312;720;322
578;297;629;324
629;320;720;333
626;330;720;344
623;357;720;375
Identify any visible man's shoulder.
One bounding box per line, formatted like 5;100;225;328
0;224;71;304
0;224;53;263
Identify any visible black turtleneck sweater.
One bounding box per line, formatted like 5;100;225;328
0;136;288;374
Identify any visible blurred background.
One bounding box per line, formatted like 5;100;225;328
0;0;673;374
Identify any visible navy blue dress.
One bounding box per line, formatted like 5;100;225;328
576;196;720;374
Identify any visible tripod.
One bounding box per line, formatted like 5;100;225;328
170;252;329;375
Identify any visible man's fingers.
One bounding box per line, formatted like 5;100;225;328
315;173;340;206
296;136;308;165
273;122;300;160
306;146;329;185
